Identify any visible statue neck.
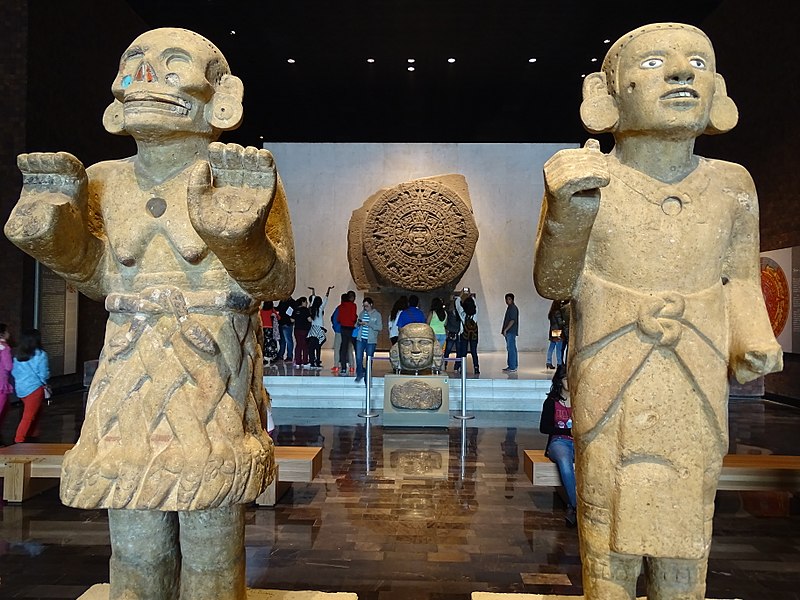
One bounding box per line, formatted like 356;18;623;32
613;134;698;184
133;136;211;188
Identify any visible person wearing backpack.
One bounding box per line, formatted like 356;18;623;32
443;299;462;370
456;289;480;375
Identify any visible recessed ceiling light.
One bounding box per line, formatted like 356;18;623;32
367;58;375;63
259;135;264;140
287;58;296;64
603;39;611;43
591;58;598;62
528;58;537;63
230;30;236;35
407;58;415;63
408;66;415;72
581;74;586;78
447;57;456;63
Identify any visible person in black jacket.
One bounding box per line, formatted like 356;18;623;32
539;366;577;526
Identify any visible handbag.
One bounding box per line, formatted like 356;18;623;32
550;328;562;341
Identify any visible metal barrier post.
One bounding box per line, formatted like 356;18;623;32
453;357;474;420
358;355;378;418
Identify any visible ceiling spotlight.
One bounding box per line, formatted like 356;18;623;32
407;58;415;63
367;58;375;63
407;66;415;71
603;39;611;43
591;58;598;62
447;57;456;63
528;58;537;63
581;74;586;78
287;58;296;64
259;135;264;140
230;30;236;35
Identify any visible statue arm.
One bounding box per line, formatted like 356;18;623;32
722;165;783;382
533;141;608;300
187;144;296;300
5;152;104;294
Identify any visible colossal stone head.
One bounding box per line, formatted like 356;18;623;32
390;323;444;372
580;23;738;137
102;28;244;139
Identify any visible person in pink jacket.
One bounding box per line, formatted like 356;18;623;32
0;324;14;445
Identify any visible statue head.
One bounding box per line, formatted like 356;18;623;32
580;23;737;138
103;28;244;139
390;323;443;372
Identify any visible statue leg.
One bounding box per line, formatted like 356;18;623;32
179;505;246;600
645;556;708;600
581;540;641;600
108;509;180;600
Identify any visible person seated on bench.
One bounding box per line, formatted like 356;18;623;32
539;366;577;527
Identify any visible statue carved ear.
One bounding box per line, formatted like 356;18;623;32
102;99;127;135
207;74;244;131
705;73;738;134
580;72;619;133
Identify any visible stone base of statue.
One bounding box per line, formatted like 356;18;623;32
383;374;449;427
79;584;358;599
470;594;738;600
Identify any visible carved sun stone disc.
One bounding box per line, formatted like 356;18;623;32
363;180;479;291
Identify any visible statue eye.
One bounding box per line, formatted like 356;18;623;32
641;58;664;69
166;53;191;69
689;58;706;69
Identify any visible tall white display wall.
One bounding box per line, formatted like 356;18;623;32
264;142;577;352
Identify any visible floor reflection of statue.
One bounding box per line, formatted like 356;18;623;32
5;28;294;600
534;23;782;600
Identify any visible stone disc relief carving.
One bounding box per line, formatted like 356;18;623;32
362;179;478;292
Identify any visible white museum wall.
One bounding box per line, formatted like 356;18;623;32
264;142;577;353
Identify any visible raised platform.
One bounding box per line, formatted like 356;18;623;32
264;350;553;411
472;595;736;600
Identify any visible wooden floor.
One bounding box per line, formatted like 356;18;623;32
1;392;800;600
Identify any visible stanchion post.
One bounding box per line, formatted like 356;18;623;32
453;357;474;420
358;354;379;418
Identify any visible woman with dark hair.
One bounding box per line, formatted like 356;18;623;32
0;323;13;444
428;297;447;348
306;286;331;370
387;295;408;345
539;365;577;526
11;328;49;443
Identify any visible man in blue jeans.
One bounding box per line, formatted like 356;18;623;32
501;292;519;373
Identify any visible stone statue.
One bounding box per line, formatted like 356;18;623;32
5;28;294;600
389;323;444;373
534;23;782;599
390;379;444;410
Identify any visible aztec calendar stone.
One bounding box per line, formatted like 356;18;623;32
363;180;479;291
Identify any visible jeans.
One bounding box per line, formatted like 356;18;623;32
279;324;294;361
458;337;479;372
339;327;355;370
355;339;376;381
547;339;564;365
294;330;309;365
547;436;577;508
443;335;459;369
504;332;518;370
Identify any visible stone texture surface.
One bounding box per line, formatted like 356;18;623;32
534;23;782;600
348;174;478;293
389;379;443;410
6;27;295;600
78;584;358;599
389;323;444;372
471;595;737;599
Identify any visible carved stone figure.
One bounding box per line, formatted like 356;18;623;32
390;379;443;410
389;323;444;373
348;174;478;293
534;23;782;600
5;28;294;600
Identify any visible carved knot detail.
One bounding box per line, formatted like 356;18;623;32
636;293;686;347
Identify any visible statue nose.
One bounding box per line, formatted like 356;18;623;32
666;56;694;85
134;61;158;83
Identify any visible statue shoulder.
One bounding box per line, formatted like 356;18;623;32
701;157;756;194
85;157;135;184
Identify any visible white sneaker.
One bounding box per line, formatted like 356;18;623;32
302;363;312;369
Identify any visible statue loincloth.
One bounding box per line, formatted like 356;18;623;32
61;286;274;511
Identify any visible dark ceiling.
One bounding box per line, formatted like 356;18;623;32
117;0;726;145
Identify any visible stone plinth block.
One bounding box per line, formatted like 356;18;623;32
79;584;358;599
471;594;737;600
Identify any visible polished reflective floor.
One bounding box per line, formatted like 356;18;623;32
1;392;800;599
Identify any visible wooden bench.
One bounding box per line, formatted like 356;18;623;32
524;449;800;491
0;443;322;505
